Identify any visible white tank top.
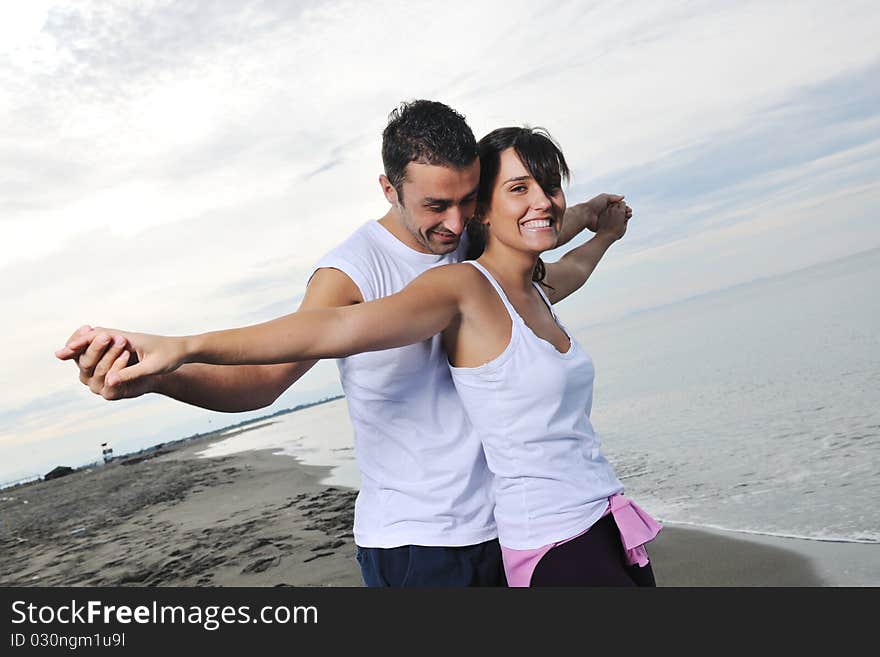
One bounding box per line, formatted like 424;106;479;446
449;261;624;550
309;222;496;548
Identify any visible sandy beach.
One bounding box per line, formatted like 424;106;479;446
2;431;876;587
1;431;360;587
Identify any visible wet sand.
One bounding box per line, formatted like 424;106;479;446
0;435;360;587
1;432;876;586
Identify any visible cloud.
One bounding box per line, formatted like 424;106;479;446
0;389;82;433
302;157;343;180
565;60;880;251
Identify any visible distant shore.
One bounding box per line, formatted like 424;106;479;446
1;429;876;586
0;394;346;491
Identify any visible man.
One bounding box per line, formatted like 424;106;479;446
57;100;631;586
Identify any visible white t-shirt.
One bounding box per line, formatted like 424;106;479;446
309;221;497;548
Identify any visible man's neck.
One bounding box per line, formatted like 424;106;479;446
377;207;434;254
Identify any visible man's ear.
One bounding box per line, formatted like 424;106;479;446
379;174;400;206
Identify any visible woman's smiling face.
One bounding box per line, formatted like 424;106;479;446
483;147;567;255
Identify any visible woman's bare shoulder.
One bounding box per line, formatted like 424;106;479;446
392;263;490;312
433;263;504;313
412;262;488;288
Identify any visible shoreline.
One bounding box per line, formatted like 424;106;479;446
1;432;361;587
0;396;345;491
2;431;877;586
650;523;878;586
655;522;880;586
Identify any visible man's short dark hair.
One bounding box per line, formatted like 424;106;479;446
382;100;478;205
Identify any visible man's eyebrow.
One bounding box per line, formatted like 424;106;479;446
424;184;480;205
461;184;479;199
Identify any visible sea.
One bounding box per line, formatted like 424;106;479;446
199;247;880;545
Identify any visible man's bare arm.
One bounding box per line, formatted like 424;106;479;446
148;361;316;413
556;193;628;247
542;200;630;304
104;264;464;385
55;267;362;412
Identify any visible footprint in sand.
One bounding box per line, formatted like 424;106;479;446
311;539;346;551
241;556;280;574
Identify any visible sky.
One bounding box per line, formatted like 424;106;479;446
2;0;879;484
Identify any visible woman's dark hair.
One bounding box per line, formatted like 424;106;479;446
465;127;570;285
382;100;478;205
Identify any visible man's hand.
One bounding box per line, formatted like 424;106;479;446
55;325;162;400
583;193;633;231
557;193;632;246
542;199;633;304
595;199;630;242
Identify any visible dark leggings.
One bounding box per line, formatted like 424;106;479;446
530;514;657;586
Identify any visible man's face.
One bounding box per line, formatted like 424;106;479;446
394;160;480;255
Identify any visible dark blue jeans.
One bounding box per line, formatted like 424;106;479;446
356;538;507;587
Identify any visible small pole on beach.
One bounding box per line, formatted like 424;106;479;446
101;442;114;464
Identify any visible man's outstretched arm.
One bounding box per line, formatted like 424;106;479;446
556;193;630;247
56;324;316;411
542;199;631;304
55;267;362;412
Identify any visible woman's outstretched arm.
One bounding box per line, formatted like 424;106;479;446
101;264;466;387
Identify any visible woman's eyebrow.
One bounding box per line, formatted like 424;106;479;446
503;175;531;184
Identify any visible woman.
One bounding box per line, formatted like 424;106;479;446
95;127;661;586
